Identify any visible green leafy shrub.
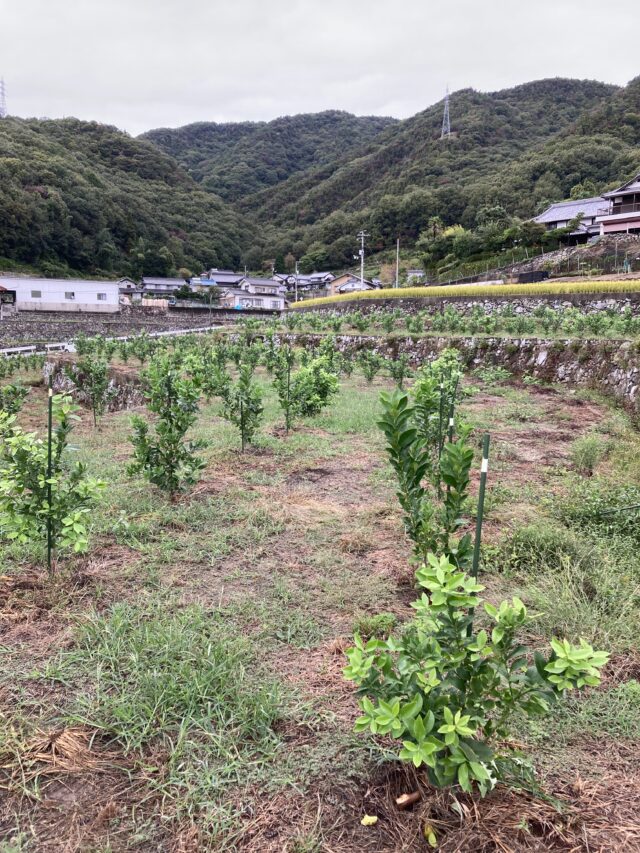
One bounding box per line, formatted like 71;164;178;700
222;362;264;451
0;395;104;561
0;383;29;415
387;353;413;388
344;553;608;794
129;355;205;495
379;388;473;567
70;357;110;427
358;350;384;383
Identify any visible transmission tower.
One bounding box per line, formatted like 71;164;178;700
440;87;450;140
0;78;6;119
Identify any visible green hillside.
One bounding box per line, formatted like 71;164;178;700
0;118;251;278
142;111;397;202
1;78;638;280
237;79;622;265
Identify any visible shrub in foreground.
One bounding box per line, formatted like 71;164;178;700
0;395;104;562
345;553;608;794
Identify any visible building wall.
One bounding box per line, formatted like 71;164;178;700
4;278;120;314
601;216;640;235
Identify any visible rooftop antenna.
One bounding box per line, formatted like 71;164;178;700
0;78;6;119
440;86;450;140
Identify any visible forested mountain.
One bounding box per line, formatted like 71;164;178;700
1;77;638;279
0;118;251;277
232;79;622;267
142;111;397;202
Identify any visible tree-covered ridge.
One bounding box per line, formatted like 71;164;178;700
0;118;252;277
241;78;638;272
142;111;397;202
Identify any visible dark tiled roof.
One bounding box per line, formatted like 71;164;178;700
141;277;187;286
603;176;640;198
533;197;605;224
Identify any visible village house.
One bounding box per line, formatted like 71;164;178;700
0;276;121;313
533;197;604;243
595;175;640;236
218;276;287;311
534;176;640;243
274;271;335;296
323;273;380;297
139;276;189;297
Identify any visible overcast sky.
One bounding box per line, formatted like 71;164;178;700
1;0;638;136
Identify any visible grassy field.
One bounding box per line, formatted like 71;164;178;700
1;362;639;851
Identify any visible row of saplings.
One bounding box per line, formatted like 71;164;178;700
343;350;607;822
0;337;341;567
0;343;608;814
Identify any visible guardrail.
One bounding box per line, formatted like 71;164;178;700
0;324;223;358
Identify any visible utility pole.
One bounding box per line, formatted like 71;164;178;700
395;237;400;288
357;230;369;289
0;78;7;119
294;261;299;303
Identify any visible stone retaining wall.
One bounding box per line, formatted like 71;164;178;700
295;292;640;318
0;308;250;348
287;332;640;416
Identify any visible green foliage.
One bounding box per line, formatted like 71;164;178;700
0;117;248;275
65;601;281;751
570;433;607;475
0;395;104;560
222;362;264;451
0;383;29;415
143;111;395;203
273;346;338;432
351;611;398;641
344;553;608;794
358;350;384;383
557;481;640;543
129;355;205;495
387;354;413;388
71;357;110;427
377;388;473;567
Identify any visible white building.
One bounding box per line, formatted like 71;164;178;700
2;277;121;313
219;276;286;311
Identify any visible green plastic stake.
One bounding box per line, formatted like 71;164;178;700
468;433;490;635
46;382;53;574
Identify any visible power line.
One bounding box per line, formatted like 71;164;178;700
440;86;450;139
0;78;7;119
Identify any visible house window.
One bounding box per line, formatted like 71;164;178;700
97;293;107;301
65;292;75;301
30;290;41;298
271;300;280;309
